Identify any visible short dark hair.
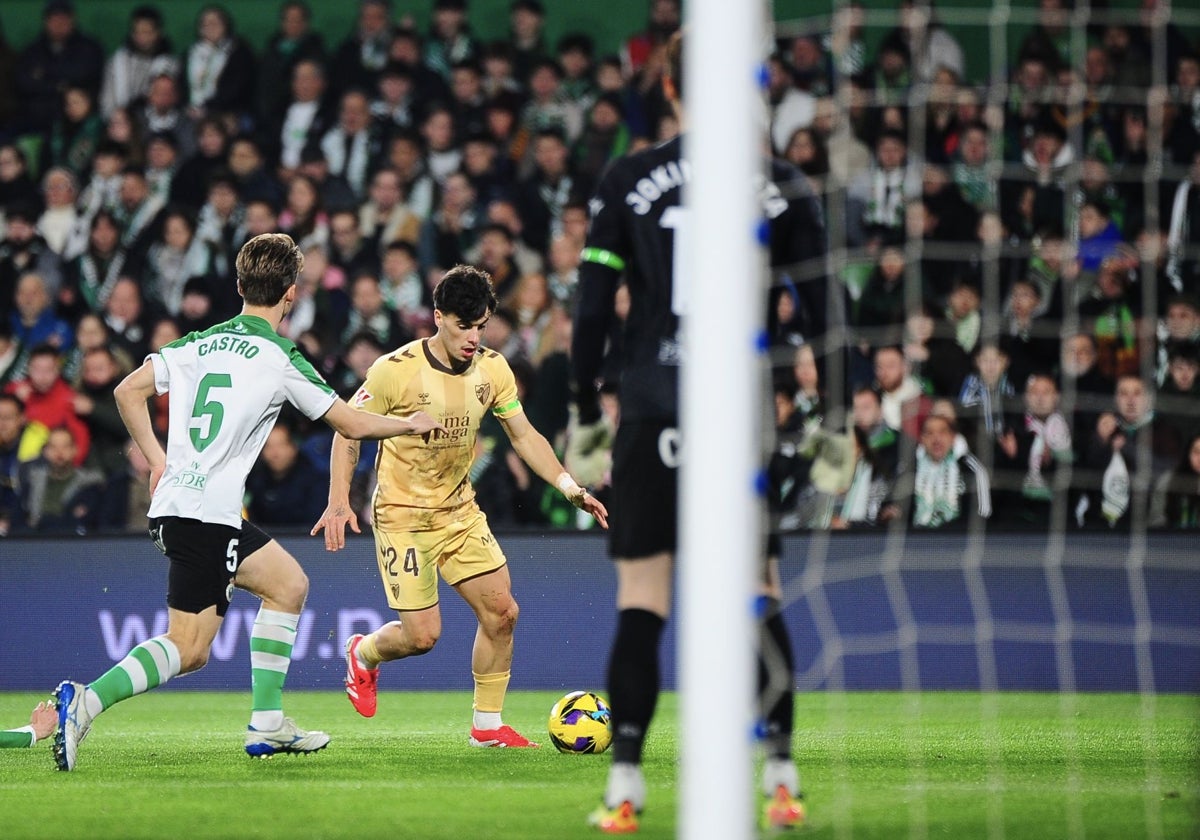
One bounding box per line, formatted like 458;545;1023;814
236;233;303;307
433;265;498;322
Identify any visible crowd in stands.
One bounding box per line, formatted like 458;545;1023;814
0;0;1198;536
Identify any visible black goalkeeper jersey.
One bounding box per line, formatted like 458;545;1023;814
573;134;827;424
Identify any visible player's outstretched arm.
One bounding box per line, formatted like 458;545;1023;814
311;430;362;551
322;399;444;440
500;411;609;529
114;360;167;495
30;701;55;742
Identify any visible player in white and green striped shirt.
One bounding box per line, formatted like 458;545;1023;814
51;234;443;772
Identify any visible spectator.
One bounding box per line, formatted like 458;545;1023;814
1076;197;1124;275
359;168;421;253
944;278;982;356
852;384;900;481
881;1;964;86
14;0;105;134
1081;374;1182;529
0;392;45;535
383;129;435;219
60;211;127;322
449;59;489;140
847;128;921;250
379;240;428;329
472;223;522;302
0;205;64;315
15;426;103;533
425;0;479;83
328;208;381;280
278;173;329;253
326;329;386;398
1157;342;1200;449
0;145;40;218
36;168;86;259
61;312;128;386
1165;151;1200;295
418;170;479;278
135;73;194;161
1150;431;1200;529
766;53;815;158
1000;277;1059;389
994;371;1073;528
330;0;393;100
951;122;996;212
788;34;832;97
99;5;178;119
102;276;155;362
959;342;1016;442
883;412;992;530
73;346;130;528
256;1;326;125
557;32;597;112
171;116;229;208
11;273;72;352
516;128;585;253
270;59;332;177
902;303;971;398
297;145;358;215
874;344;928;433
421;104;464;185
370;61;419;142
574;93;631;185
181;5;257;126
1079;253;1141;381
480;40;521;101
245;423;329;526
386;25;451;112
1157;295;1200;384
545;231;581;311
338;272;407;350
4;343;89;464
193;170;246;277
464;133;516;206
782;126;830;195
114;165;167;268
142;208;211;316
1017;0;1072;73
851;245;908;341
103;106;146;165
77;141;128;220
44;85;103;179
227;135;282;208
320;89;381;198
0;321;20;387
144;131;180;203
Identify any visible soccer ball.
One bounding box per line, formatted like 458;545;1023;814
547;690;612;754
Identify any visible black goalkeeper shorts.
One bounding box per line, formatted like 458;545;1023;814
609;420;679;559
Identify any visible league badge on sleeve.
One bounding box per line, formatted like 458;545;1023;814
352;386;373;407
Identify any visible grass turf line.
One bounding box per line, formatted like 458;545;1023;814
0;691;1195;839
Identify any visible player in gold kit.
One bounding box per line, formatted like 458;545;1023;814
312;264;607;747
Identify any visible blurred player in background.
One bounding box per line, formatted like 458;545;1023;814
571;32;827;833
51;234;442;771
313;264;607;748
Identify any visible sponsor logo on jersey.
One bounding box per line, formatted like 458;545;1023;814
352;387;373;407
418;392;431;406
475;383;491;405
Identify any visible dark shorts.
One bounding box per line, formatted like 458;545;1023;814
148;516;272;616
610;420;679;559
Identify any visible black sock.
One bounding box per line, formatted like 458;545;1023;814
607;608;666;765
757;604;795;761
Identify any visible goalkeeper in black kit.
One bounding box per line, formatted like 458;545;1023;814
570;32;828;834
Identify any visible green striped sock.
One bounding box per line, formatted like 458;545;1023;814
249;608;300;731
88;636;182;714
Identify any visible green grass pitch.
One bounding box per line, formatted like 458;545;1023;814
0;691;1195;839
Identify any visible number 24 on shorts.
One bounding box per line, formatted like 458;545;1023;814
383;545;419;577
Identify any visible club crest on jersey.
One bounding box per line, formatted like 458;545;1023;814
475;383;491;405
352;386;373;407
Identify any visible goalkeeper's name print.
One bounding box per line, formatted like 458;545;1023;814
624;159;691;215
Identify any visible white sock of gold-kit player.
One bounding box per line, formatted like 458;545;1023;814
85;635;184;716
249;608;300;731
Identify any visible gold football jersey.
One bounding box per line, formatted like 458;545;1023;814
352;338;522;531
